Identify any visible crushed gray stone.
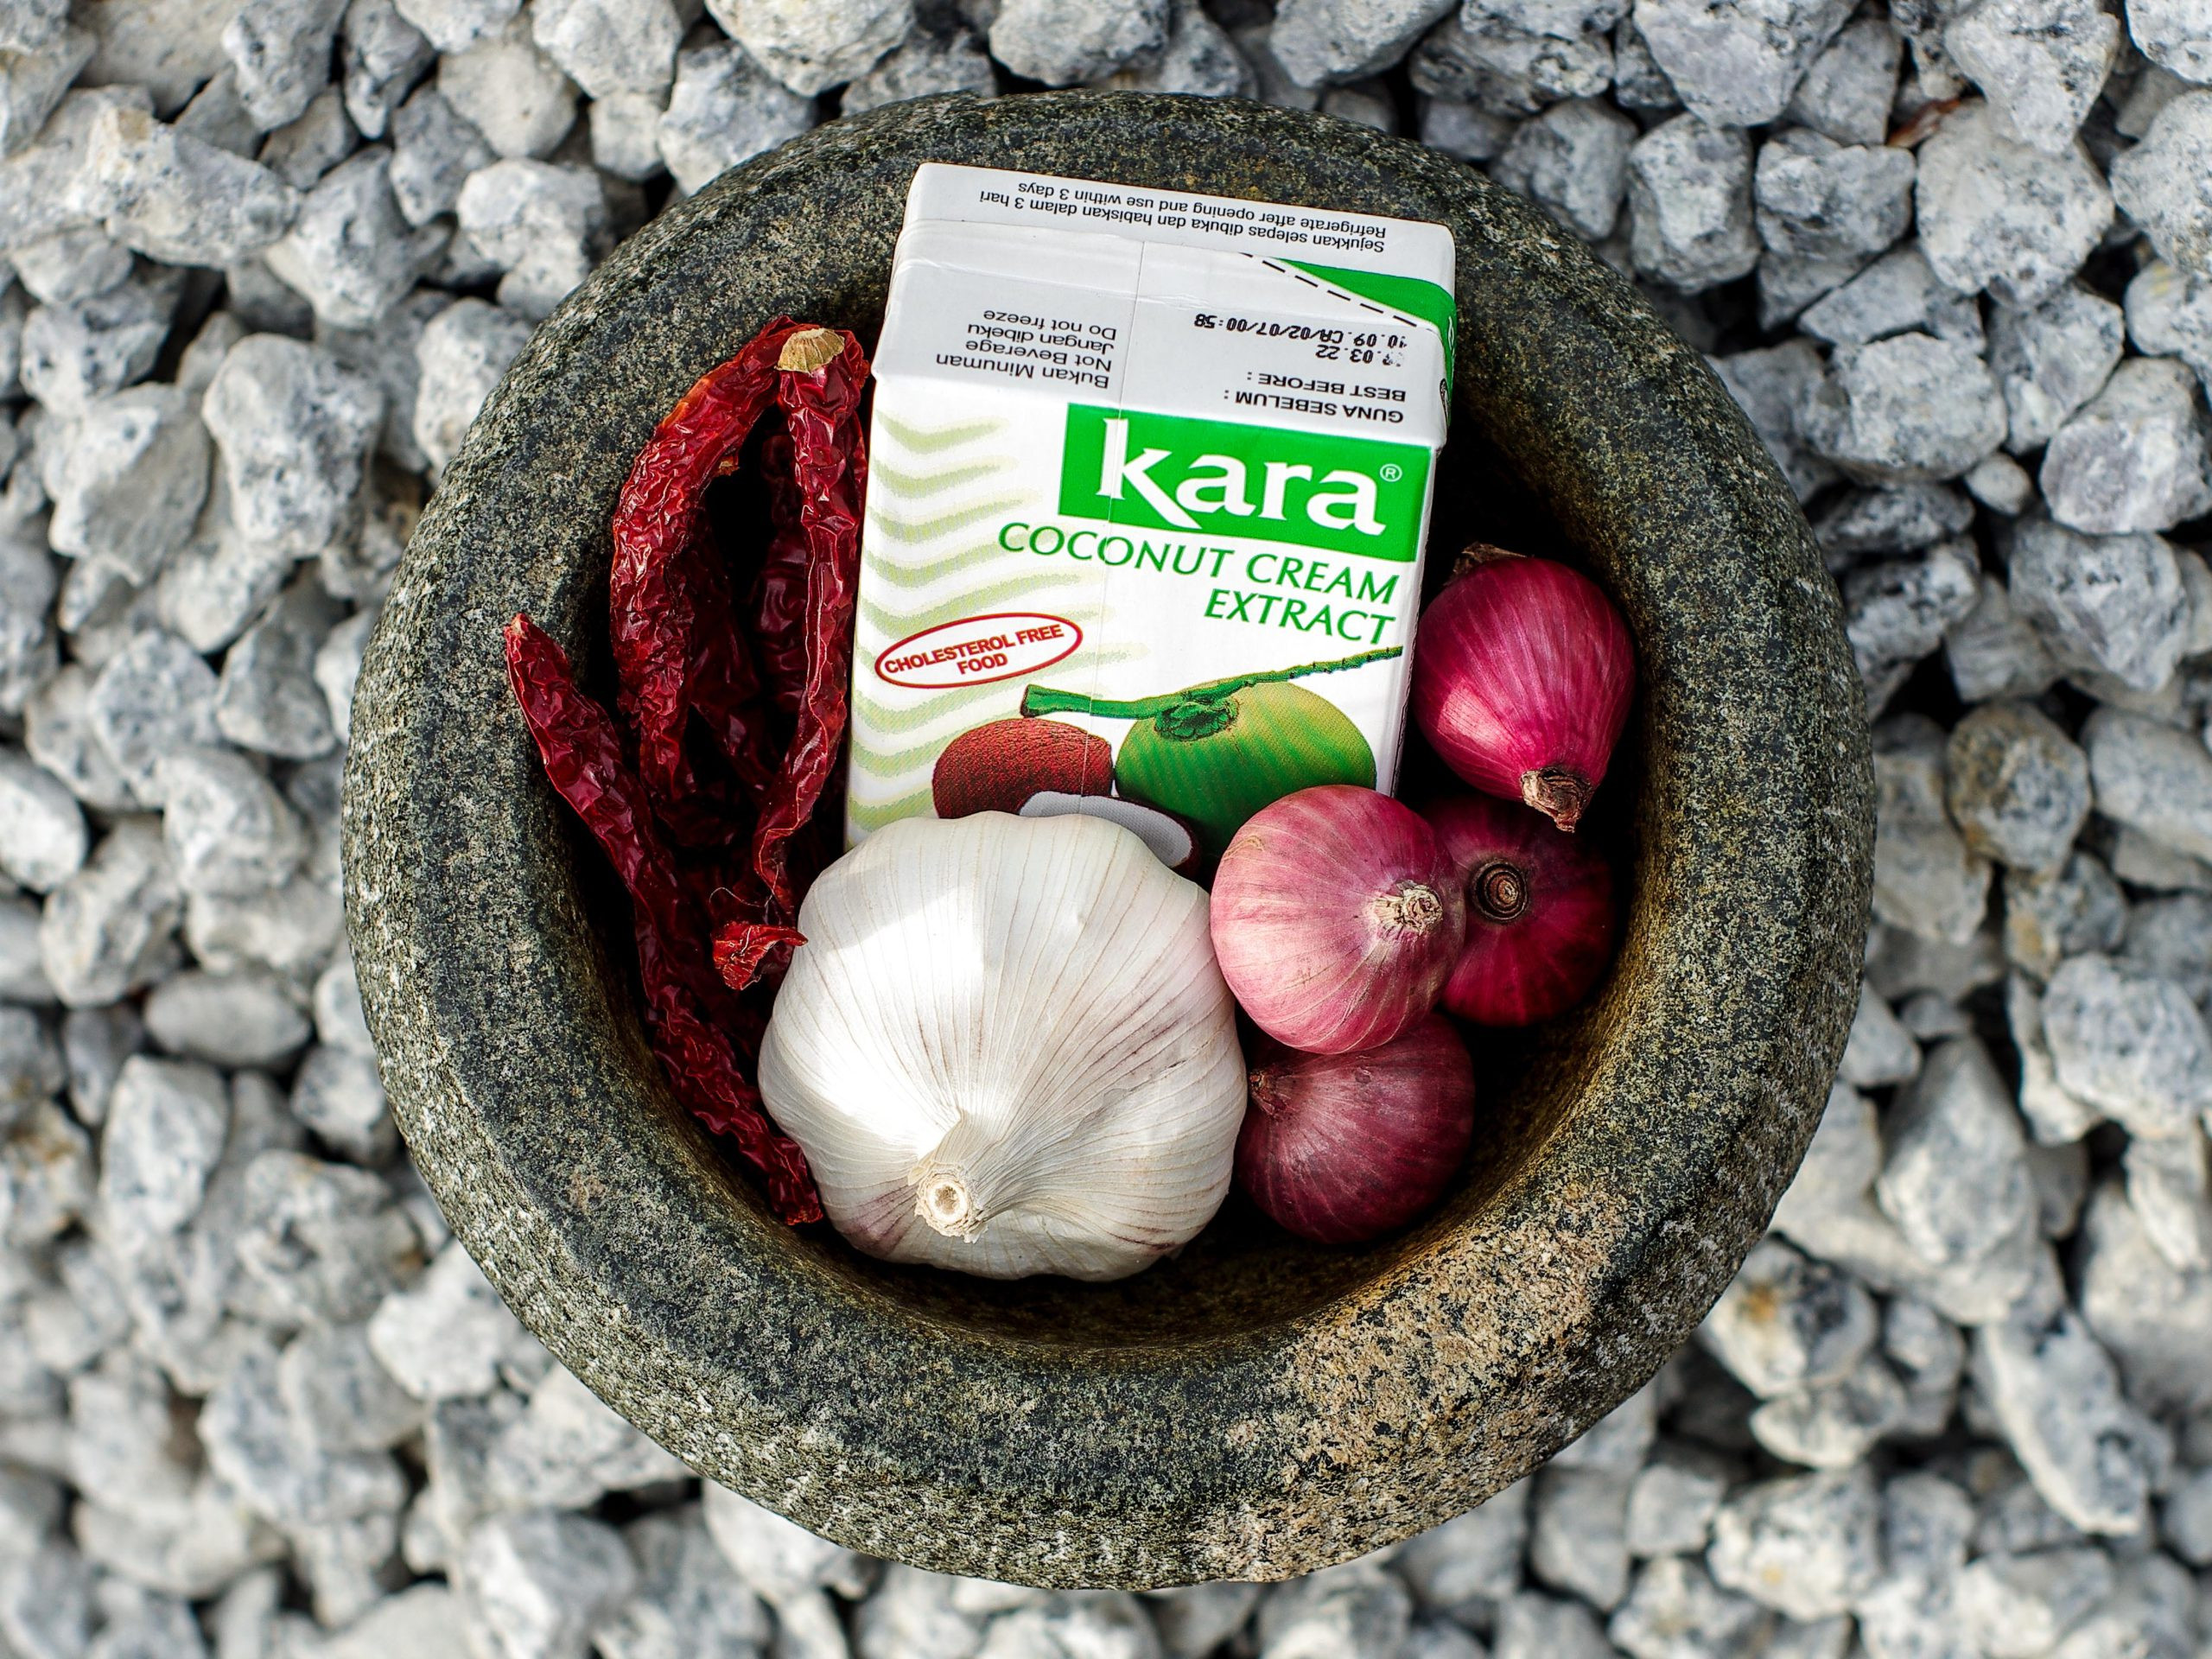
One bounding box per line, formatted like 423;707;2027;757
1631;0;1852;129
707;0;911;97
1491;97;1633;242
453;156;609;317
986;0;1169;86
2037;354;2212;534
1625;115;1760;292
529;0;680;100
2108;90;2212;278
87;105;302;270
1987;282;2125;454
262;147;442;331
201;333;384;556
1802;331;2007;482
1268;0;1456;88
436;15;577;160
1943;0;2119;154
654;41;811;200
1914;100;2113;308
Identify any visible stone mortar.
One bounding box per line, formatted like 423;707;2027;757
342;91;1874;1589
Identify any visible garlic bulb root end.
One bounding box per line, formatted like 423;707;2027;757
912;1158;982;1238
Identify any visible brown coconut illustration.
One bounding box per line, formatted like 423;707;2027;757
931;717;1113;818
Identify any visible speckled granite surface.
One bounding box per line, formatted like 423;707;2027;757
341;91;1873;1589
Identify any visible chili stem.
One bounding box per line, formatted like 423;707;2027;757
1020;645;1403;721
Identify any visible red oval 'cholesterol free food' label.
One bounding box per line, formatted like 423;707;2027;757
873;613;1084;690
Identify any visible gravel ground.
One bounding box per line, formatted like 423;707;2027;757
2;0;2211;1655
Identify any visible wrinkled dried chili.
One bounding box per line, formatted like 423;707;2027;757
748;430;810;717
608;318;799;832
509;319;871;1222
729;327;870;972
503;613;822;1224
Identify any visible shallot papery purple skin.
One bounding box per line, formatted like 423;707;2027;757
1236;1015;1476;1244
1427;791;1618;1027
1410;547;1635;833
1210;785;1465;1055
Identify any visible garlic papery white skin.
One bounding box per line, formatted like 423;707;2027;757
759;811;1247;1281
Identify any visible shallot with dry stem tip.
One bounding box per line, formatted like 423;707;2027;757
1410;546;1635;833
1236;1015;1476;1244
1210;785;1465;1055
1427;791;1618;1027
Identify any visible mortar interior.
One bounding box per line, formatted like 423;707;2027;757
577;397;1611;1346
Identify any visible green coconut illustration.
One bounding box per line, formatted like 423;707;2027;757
1020;647;1398;855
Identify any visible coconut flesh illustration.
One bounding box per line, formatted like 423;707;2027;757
931;717;1112;817
929;716;1203;874
1020;648;1396;855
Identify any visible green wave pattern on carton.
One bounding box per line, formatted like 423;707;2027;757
847;785;938;833
854;410;1099;824
869;457;1010;499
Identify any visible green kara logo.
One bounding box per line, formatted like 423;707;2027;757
1058;404;1428;562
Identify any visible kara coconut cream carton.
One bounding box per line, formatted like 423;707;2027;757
848;162;1454;860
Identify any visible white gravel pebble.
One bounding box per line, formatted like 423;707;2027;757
2109;90;2212;278
2042;950;2212;1136
529;0;680;99
2008;516;2192;690
223;0;349;130
392;0;517;56
43;385;210;584
2084;705;2212;864
85;629;221;806
655;41;812;199
2038;355;2212;533
454;156;608;318
986;0;1169;86
1632;0;1853;129
1946;575;2061;702
1914;101;2112;308
143;966;311;1069
437;14;577;160
1491;98;1634;242
87;105;302;270
1707;1467;1881;1621
340;0;433;140
1988;282;2126;454
390;84;493;225
95;1053;227;1255
707;0;911;97
1801;332;2007;481
1944;0;2118;153
412;296;535;475
2126;0;2212;84
202;333;384;556
263;147;442;330
1625;115;1759;292
1268;0;1456;87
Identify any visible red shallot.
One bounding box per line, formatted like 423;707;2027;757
1410;546;1634;832
1236;1015;1476;1244
1210;785;1465;1055
1427;791;1618;1027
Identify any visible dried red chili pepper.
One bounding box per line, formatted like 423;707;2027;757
609;317;801;830
504;613;821;1224
749;430;810;718
712;923;806;993
683;519;779;802
736;326;871;957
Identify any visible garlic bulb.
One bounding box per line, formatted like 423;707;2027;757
759;812;1246;1281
